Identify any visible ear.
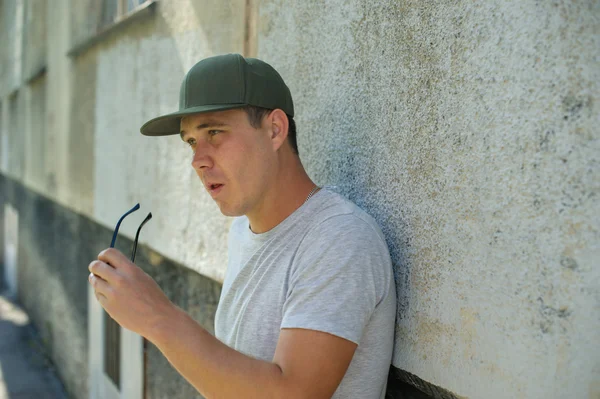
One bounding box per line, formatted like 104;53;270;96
268;109;289;152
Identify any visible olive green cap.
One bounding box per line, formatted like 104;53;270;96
140;53;294;136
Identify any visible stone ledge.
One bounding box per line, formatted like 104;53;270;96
67;1;157;58
25;65;47;85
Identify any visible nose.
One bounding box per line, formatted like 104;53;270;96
191;144;214;171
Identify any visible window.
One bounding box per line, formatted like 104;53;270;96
127;0;147;12
105;313;121;388
69;0;156;57
100;0;151;30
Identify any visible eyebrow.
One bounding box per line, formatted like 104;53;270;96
180;122;228;140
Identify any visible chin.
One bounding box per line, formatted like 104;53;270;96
217;203;246;218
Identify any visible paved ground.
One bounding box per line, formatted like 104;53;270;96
0;292;68;399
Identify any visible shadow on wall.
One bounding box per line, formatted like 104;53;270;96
312;99;415;326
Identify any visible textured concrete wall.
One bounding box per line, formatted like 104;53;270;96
0;100;4;172
70;0;105;47
23;75;47;191
6;90;24;180
4;0;246;281
0;174;221;399
1;1;598;398
86;0;246;282
22;0;46;81
8;179;91;399
1;1;240;397
257;1;599;398
0;0;25;178
0;0;24;95
45;0;78;209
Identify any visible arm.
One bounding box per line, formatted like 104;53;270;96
151;308;356;399
88;248;356;399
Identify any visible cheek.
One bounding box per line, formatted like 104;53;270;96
220;140;254;185
234;143;270;189
219;129;273;190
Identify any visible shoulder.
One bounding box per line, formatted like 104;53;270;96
294;190;392;275
307;188;387;246
292;189;394;304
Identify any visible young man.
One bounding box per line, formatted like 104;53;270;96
88;54;396;398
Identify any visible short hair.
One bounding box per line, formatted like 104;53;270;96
242;106;299;155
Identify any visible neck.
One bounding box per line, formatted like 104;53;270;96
246;155;317;234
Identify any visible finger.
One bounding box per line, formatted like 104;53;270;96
94;290;107;306
89;272;111;298
98;248;130;269
88;260;118;284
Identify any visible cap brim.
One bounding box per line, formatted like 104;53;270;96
140;103;247;136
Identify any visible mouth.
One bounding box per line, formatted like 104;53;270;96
208;183;224;196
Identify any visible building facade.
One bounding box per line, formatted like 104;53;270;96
0;1;598;398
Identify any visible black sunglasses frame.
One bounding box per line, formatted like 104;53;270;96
110;203;153;262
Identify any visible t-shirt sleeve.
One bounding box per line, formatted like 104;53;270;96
280;213;391;345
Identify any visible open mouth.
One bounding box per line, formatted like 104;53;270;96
208;184;224;194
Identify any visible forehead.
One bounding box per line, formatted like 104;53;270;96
180;109;248;131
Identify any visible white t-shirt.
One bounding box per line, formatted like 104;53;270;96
215;187;396;398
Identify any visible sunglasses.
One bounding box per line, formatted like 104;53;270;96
110;203;153;262
104;203;152;389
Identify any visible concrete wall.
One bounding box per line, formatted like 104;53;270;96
3;0;242;280
23;75;47;190
0;0;24;95
257;1;599;398
6;91;24;180
70;0;247;282
0;173;221;399
0;1;598;398
22;0;46;81
1;1;239;397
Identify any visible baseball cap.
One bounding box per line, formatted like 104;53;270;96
140;53;294;136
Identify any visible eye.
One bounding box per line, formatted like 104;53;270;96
208;130;221;137
186;138;196;148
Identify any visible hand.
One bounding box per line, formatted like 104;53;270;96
88;248;175;339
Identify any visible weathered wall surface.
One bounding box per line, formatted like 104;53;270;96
2;175;92;398
0;0;23;95
2;0;244;281
1;0;598;398
23;75;47;190
1;0;241;397
22;0;46;81
257;1;599;398
71;0;246;282
0;173;221;399
6;91;25;180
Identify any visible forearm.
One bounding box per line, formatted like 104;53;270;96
148;305;291;399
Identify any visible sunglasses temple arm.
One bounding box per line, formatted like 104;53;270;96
110;203;140;248
131;212;153;262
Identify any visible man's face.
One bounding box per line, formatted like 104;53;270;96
180;109;275;217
